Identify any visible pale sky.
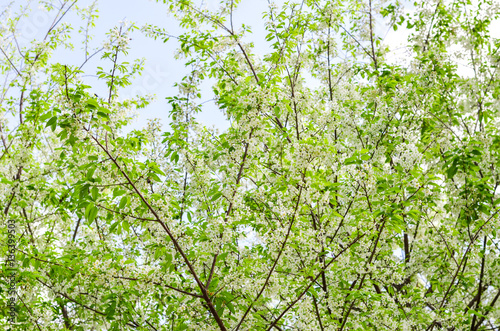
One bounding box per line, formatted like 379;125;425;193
5;0;498;133
4;0;399;133
67;0;274;132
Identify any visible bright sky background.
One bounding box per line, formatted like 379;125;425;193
2;0;397;133
6;0;279;132
5;0;500;134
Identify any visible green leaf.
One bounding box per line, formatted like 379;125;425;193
91;187;99;200
85;204;98;223
211;192;222;201
446;161;458;179
109;222;120;233
119;196;128;209
87;167;96;180
164;253;172;266
122;220;130;232
86;99;99;109
46;116;58;131
344;156;358;165
97;111;109;119
154;247;162;260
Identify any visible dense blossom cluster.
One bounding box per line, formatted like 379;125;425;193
1;0;500;330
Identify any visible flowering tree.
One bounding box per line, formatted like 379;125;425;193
2;0;500;330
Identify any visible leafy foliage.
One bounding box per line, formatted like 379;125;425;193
2;0;500;330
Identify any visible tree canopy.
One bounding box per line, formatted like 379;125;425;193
2;0;500;330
